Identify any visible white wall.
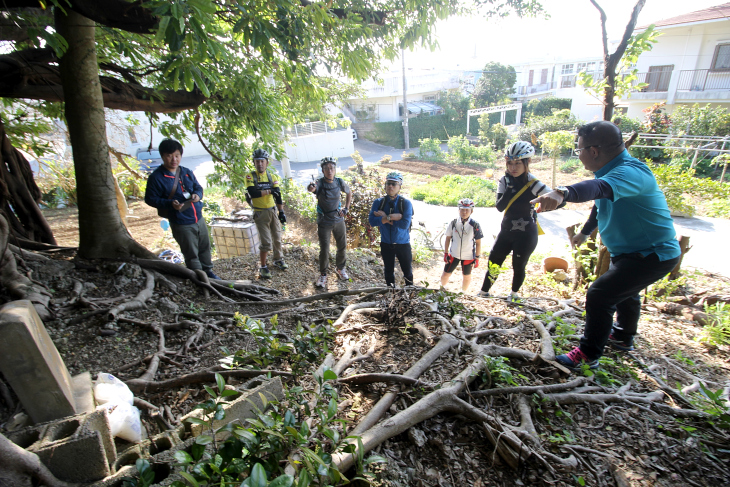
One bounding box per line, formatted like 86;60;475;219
569;88;604;122
284;130;354;162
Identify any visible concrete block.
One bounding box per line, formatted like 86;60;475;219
7;408;117;483
180;377;284;439
34;430;111;483
0;300;94;423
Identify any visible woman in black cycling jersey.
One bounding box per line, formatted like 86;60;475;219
478;141;559;301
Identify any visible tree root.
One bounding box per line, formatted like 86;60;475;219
107;269;155;320
0;433;75;487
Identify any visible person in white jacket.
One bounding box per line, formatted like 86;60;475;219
440;198;483;291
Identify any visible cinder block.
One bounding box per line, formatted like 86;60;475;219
7;408;116;483
34;430;111;482
0;300;94;423
180;377;284;438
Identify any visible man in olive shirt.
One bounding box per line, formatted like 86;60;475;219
307;157;352;288
245;149;287;279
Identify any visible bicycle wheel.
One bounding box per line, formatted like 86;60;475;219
410;228;432;248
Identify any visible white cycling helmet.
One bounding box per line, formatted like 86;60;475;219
458;198;475;209
505;141;535;160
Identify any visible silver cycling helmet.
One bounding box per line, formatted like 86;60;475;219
505;141;535;160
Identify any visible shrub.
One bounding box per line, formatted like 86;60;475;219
518;111;582;148
539;130;575;159
418;138;445;161
410;174;497;207
281;177;316;223
370;114;482;148
523;97;572;121
670;103;730;137
487;123;509;151
650;163;730;216
446;135;497;166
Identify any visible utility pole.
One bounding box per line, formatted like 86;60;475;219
401;49;409;150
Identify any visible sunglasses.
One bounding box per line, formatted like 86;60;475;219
385;181;399;186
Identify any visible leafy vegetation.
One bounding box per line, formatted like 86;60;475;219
522;97;572;122
699;302;730;347
517;110;582;148
472;61;517;108
410;175;496;207
649;164;730;216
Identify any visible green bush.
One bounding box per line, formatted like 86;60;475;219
650;163;730;216
446;135;497;166
670;103;730;137
370;114;482;148
518;110;582;148
559;159;581;173
411;174;497;207
523;97;572;122
418;138;445;161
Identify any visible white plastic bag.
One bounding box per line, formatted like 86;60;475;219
94;373;134;406
98;402;142;443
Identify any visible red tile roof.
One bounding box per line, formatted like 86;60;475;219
638;2;730;29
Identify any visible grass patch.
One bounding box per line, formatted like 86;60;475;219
410;174;497;207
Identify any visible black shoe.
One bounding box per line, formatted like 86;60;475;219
608;333;635;351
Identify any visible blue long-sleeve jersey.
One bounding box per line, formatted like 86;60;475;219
368;195;413;244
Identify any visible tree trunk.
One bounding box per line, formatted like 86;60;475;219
0;121;56;244
669;236;691;280
54;9;153;259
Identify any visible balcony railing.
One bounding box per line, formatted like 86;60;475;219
517;81;556;95
630;71;672;92
677;69;730;91
284;120;350;138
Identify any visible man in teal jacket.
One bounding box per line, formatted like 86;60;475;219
532;121;680;369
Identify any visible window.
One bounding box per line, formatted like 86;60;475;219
423;94;437;102
561;64;574;75
540;69;548;84
577;62;588;72
711;44;730;72
528;69;534;86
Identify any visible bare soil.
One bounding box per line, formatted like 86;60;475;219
2;164;729;487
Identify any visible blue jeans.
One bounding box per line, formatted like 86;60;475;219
580;252;680;360
380;243;413;286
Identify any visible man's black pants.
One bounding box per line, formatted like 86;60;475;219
380;243;413;286
580;252;680;360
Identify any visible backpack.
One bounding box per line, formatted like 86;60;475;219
245;169;274;208
315;177;346;215
378;195;413;231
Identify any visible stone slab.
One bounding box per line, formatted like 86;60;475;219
0;300;92;423
181;376;284;439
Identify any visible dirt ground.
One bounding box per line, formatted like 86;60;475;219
2;160;730;487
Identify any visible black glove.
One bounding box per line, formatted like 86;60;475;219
278;211;287;224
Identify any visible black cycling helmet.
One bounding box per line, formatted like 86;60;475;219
252;148;269;160
320;157;336;168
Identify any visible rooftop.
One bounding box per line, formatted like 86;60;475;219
637;2;730;29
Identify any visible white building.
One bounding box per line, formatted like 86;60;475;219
345;68;461;122
510;57;605;122
626;3;730;118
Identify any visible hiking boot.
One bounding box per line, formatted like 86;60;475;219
335;267;349;280
476;290;491;298
507;291;521;303
315;274;327;288
608;333;635;351
259;266;272;279
205;270;221;280
556;347;599;370
274;260;289;270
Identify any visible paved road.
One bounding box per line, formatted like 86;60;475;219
182;145;729;278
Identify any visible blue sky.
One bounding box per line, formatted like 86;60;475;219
396;0;725;70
